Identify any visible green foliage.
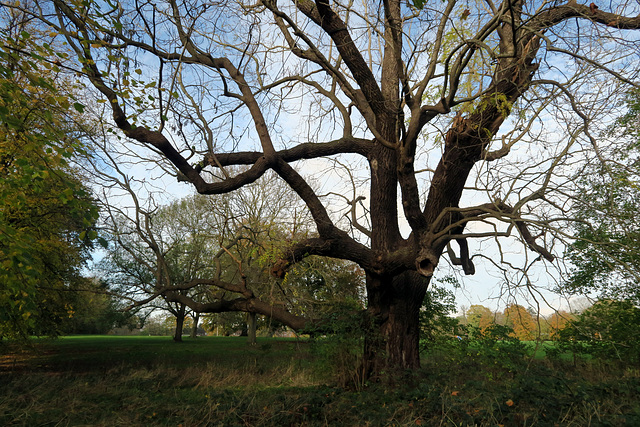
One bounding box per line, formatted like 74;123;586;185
563;90;640;302
611;88;640;143
60;279;138;335
283;256;365;319
563;167;640;301
419;280;461;344
0;23;99;340
554;299;640;364
450;323;531;373
472;323;530;367
306;303;368;389
423;322;531;383
412;0;426;9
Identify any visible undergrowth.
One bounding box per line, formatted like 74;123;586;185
1;336;639;426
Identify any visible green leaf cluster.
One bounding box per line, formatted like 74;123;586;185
0;26;99;340
563;90;640;302
60;279;138;335
555;299;640;364
420;278;461;343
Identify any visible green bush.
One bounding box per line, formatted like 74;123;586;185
551;299;640;365
305;303;367;389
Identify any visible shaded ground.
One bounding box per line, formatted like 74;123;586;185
1;336;639;426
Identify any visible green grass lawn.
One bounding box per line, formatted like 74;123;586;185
4;335;302;372
2;335;639;426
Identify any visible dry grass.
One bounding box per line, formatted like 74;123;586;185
1;336;639;426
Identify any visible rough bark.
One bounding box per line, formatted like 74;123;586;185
173;311;185;343
190;312;200;339
247;312;257;345
364;271;430;376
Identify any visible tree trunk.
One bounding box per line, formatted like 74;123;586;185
363;271;430;380
190;312;200;339
173;313;185;342
247;312;257;345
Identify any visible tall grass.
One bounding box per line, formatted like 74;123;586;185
1;336;639;426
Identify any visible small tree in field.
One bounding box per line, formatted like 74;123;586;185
17;0;640;376
546;310;575;340
464;305;496;336
503;304;538;341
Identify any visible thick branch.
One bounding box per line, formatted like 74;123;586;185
297;0;385;117
52;0;273;195
424;9;542;228
205;137;371;167
446;241;475;275
531;3;640;31
271;236;377;278
164;292;310;331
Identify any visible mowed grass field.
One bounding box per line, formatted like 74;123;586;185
1;335;640;426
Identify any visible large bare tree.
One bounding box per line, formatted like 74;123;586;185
13;0;640;375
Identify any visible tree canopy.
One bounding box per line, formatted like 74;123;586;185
12;0;640;375
0;12;99;339
96;164;364;338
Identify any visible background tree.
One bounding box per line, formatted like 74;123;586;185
560;299;640;364
463;305;496;336
95;156;364;341
562;90;640;303
503;304;538;341
21;0;640;375
60;278;138;335
97;191;215;342
0;10;99;340
149;197;213;341
140;314;175;336
201;312;252;336
545;310;575;340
